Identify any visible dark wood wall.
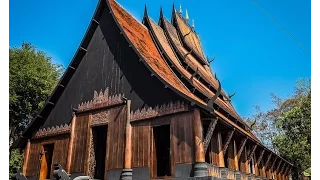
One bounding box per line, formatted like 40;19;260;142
69;105;128;174
130;111;195;177
70;114;90;173
106;105;127;170
132;123;151;168
42;7;181;129
171;112;194;164
25;135;70;177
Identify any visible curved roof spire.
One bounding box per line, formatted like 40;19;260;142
179;4;182;14
192;19;195;28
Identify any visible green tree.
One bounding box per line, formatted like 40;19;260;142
245;78;311;179
9;42;63;176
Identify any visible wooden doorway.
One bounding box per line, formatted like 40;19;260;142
92;125;108;179
152;125;171;178
39;143;54;180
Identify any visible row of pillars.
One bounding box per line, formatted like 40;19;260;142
192;108;291;180
22;104;289;180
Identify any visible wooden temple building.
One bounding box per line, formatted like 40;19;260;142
12;0;294;179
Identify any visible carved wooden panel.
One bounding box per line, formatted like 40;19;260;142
223;130;235;155
257;149;265;165
130;100;189;121
78;87;125;112
33;124;70;139
247;145;257;161
237;138;248;157
265;153;272;169
91;111;109;127
203;117;218;153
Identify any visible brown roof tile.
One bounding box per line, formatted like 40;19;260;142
149;16;250;130
173;12;207;64
109;0;206;106
109;0;253;135
161;17;249;128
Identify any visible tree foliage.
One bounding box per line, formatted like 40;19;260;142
9;42;63;145
9;42;63;176
245;78;311;178
9;149;23;178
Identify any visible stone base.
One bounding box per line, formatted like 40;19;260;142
121;168;133;180
194;162;208;177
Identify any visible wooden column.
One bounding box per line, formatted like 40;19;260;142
266;166;272;179
260;159;266;177
193;108;205;162
239;146;249;173
233;141;239;171
211;131;225;167
227;140;237;170
253;153;259;175
66;113;76;173
217;132;225;167
193;108;207;177
22;139;31;175
121;100;132;180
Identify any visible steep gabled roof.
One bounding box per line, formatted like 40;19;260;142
12;0;106;146
143;12;259;141
172;9;208;65
108;0;208;110
159;13;252;130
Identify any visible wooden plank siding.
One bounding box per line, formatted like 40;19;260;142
25;135;70;177
105;105;127;170
131;111;194;177
132;123;151;168
70;114;91;173
171;111;194;164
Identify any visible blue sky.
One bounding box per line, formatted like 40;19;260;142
9;0;310;118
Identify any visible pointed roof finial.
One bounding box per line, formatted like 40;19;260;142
144;4;148;17
179;4;182;14
185;9;189;21
192;19;195;28
160;6;164;18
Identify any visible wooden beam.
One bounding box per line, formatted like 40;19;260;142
79;47;87;52
264;153;273;169
247;144;257;161
276;159;283;172
92;19;99;24
257;149;265;166
280;163;287;175
203;117;218;153
284;165;290;175
286;167;292;176
193;108;205;162
270;157;278;171
48;101;54;105
237;137;248;157
22;139;31;175
223;129;235;155
124;100;132;169
66;113;76;173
